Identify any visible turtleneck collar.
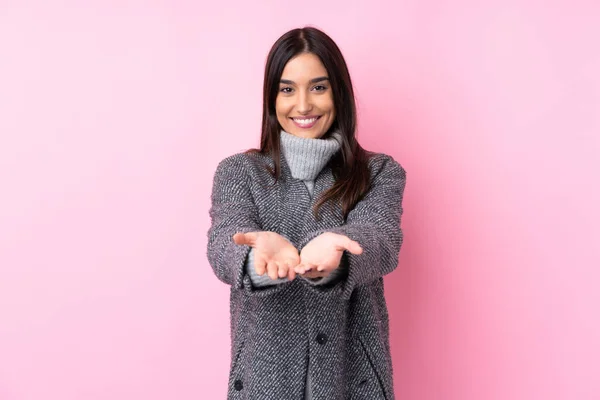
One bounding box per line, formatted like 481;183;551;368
279;130;342;181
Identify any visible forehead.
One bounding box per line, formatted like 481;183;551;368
280;53;328;81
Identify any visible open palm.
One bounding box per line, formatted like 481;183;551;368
233;231;300;280
296;232;363;278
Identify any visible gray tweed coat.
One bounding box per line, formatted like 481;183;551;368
207;150;406;399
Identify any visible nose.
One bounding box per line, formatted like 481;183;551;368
296;90;313;114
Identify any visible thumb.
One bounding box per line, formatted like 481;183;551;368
339;237;363;255
233;232;259;246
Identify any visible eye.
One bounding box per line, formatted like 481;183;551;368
279;87;293;94
312;85;328;92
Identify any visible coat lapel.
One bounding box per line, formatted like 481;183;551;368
277;152;345;244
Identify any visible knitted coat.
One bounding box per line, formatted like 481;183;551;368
207;149;406;400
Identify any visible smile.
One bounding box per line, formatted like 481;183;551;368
291;116;321;129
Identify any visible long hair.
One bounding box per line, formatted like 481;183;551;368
248;27;371;221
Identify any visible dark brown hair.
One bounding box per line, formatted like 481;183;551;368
248;26;371;221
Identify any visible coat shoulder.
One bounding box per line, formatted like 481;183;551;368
215;150;270;170
365;151;407;180
213;151;273;180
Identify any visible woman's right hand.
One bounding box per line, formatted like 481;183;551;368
233;231;300;281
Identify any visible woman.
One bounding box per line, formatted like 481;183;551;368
207;26;406;400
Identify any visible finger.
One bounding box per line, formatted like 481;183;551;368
317;263;338;273
278;262;288;279
254;257;266;276
317;264;328;272
287;256;300;280
287;264;296;280
233;232;258;246
298;263;316;274
286;258;298;279
267;261;278;280
294;263;306;274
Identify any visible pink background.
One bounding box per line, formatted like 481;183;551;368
1;1;599;399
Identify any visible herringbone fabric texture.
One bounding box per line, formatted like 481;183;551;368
207;150;406;399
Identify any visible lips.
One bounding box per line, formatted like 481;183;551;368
291;116;321;129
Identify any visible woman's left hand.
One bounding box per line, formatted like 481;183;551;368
295;232;363;278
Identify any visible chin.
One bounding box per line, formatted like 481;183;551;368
298;131;324;139
289;126;325;138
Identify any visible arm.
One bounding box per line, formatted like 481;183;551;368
206;155;293;292
298;155;406;298
206;156;260;288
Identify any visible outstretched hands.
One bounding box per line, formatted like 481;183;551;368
233;231;363;281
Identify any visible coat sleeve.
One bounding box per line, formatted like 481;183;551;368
298;155;406;299
206;155;264;289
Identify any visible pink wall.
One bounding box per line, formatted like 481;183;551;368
1;1;598;399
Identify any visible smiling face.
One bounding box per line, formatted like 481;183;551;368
275;52;336;139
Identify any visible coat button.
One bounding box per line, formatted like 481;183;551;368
234;379;243;391
316;333;328;345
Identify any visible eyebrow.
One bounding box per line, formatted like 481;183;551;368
279;76;329;85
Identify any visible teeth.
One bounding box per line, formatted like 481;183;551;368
294;118;317;124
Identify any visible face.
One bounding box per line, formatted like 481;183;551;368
275;52;336;139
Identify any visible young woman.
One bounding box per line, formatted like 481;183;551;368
207;26;406;400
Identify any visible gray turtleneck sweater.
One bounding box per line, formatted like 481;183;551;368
245;130;344;288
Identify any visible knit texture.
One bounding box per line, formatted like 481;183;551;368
280;129;342;193
245;130;343;288
207;149;406;399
